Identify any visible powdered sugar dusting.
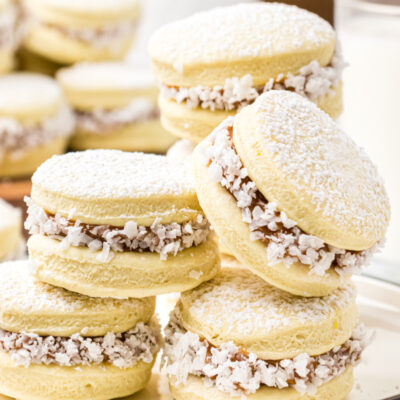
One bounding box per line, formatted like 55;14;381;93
0;260;151;314
150;3;335;67
252;91;390;239
206;118;380;275
32;150;195;200
160;47;344;111
0;321;160;368
165;311;370;396
182;269;356;336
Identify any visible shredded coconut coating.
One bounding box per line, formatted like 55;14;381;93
206;118;381;276
32;150;196;200
165;311;370;396
160;48;344;112
25;197;210;261
181;269;356;336
0;105;75;159
0;321;160;368
76;98;159;134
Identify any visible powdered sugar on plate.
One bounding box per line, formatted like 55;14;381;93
32;150;195;200
181;269;356;336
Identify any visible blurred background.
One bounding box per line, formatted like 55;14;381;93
0;0;399;284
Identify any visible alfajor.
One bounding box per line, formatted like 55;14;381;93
26;150;220;298
22;0;140;64
193;90;390;297
0;0;21;74
165;268;369;400
149;2;345;143
0;73;74;179
0;199;24;261
57;62;177;153
0;260;160;400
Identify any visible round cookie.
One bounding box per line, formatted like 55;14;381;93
149;3;345;142
17;47;64;77
164;268;367;400
0;260;160;400
57;62;176;153
0;0;20;74
193;90;389;297
26;150;220;298
0;73;74;179
22;0;141;64
0;199;23;261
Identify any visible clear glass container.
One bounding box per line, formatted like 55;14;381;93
335;0;400;273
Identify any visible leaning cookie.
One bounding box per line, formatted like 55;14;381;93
0;73;74;179
165;268;369;400
149;3;345;142
0;260;160;400
26;150;220;298
0;199;24;262
57;62;177;153
193;90;390;297
22;0;140;64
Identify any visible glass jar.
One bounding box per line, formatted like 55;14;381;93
335;0;400;269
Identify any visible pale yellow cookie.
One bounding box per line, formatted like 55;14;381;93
26;150;220;298
0;260;161;400
149;3;344;142
22;0;141;64
0;200;22;261
0;0;19;75
0;73;74;179
193;91;389;296
57;62;176;152
164;269;366;399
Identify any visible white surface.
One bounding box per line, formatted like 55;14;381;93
336;3;400;265
143;275;400;400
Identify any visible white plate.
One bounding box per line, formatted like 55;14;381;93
125;275;400;400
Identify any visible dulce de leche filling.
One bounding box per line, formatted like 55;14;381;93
165;311;369;395
0;321;160;368
25;197;211;262
160;47;345;112
206;118;380;276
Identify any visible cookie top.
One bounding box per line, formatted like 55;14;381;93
31;150;203;226
0;199;20;232
57;63;156;109
0;260;155;336
178;268;358;360
0;73;64;123
149;3;335;87
233;91;390;251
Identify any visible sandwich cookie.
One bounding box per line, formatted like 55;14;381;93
0;260;160;400
0;0;21;74
22;0;140;64
149;2;345;143
0;73;74;179
0;199;24;262
26;150;220;298
167;139;195;163
57;62;176;153
193;90;390;297
165;268;370;400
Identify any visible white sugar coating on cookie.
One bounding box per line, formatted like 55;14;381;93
149;3;335;66
57;62;155;91
0;260;148;314
0;73;62;115
0;199;20;230
32;150;194;200
182;269;356;335
245;91;390;242
33;0;139;14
